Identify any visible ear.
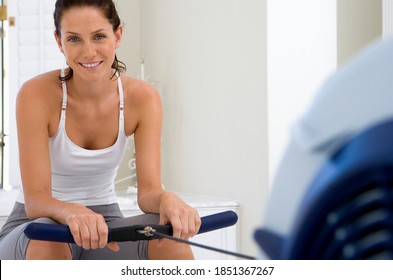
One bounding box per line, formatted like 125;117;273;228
54;31;64;54
114;25;123;48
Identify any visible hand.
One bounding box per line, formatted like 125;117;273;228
61;203;119;252
158;192;201;240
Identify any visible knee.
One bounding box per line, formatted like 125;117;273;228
24;218;72;260
26;240;72;260
148;239;194;260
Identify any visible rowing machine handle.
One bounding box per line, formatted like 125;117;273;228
24;210;238;243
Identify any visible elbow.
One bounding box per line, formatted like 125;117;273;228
137;186;165;214
24;200;39;220
137;194;149;214
137;191;158;214
23;192;52;220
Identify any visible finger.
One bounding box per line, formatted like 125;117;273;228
107;242;120;252
96;218;109;249
193;211;202;237
68;219;82;247
87;224;100;250
159;214;168;226
157;215;170;247
186;211;199;239
170;216;183;239
179;213;190;240
79;221;92;250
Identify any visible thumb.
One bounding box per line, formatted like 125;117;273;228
159;214;167;225
107;242;120;252
157;215;168;247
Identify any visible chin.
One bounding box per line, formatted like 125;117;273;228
78;68;111;81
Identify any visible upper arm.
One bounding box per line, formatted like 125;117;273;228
131;83;163;194
16;80;54;200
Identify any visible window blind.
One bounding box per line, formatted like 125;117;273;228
17;0;64;87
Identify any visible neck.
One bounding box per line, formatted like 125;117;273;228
67;74;118;104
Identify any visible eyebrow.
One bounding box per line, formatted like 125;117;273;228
65;29;107;35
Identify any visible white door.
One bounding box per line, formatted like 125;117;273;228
0;1;4;189
6;0;65;188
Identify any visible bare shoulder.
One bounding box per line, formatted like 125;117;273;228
120;75;162;135
120;75;162;109
17;70;62;112
16;70;63;128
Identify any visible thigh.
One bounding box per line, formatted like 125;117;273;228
79;213;159;260
0;202;32;260
0;222;30;260
0;216;66;260
0;203;75;260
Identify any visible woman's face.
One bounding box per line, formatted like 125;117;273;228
55;6;122;82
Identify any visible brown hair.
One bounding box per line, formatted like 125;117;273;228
54;0;126;82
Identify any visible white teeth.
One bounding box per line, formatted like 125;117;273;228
81;62;100;68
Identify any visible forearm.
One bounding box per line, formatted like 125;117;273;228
24;192;82;224
137;186;166;214
137;184;187;215
138;186;201;239
24;190;117;251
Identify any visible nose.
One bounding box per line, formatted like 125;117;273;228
82;41;97;58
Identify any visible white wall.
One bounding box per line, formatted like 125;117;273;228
267;0;338;184
138;0;268;256
114;0;141;187
384;0;393;37
115;0;141;78
337;0;382;65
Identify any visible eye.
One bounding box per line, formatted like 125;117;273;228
94;34;106;40
67;36;80;43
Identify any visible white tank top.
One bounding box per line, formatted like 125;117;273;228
17;69;129;206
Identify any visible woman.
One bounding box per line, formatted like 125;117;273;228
0;0;200;260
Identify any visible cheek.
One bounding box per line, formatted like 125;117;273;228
61;48;82;66
62;48;76;60
101;44;117;59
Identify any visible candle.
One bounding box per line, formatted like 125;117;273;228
140;60;145;81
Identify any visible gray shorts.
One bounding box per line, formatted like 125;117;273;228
0;202;159;260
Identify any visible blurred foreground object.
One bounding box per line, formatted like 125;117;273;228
255;36;393;259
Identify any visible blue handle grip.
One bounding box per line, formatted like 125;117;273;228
24;222;75;243
198;210;238;234
24;210;238;243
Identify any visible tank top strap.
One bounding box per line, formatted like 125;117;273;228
117;74;125;118
60;69;67;120
59;69;124;126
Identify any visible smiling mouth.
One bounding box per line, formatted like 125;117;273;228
80;61;102;68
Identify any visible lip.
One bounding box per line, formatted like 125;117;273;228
79;61;103;69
